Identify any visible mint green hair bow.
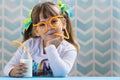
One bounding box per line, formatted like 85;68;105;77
21;11;32;35
58;1;73;18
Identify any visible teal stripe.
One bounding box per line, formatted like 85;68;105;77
95;21;110;31
79;42;93;53
4;41;17;53
95;9;110;19
4;8;20;19
113;52;120;62
95;63;110;74
95;42;111;53
77;10;92;20
77;20;93;31
77;63;93;74
113;0;120;9
95;31;111;42
4;31;20;41
113;63;120;73
113;31;120;40
95;0;110;9
113;20;120;30
77;0;93;9
113;9;120;20
0;0;2;5
77;53;93;63
113;41;120;52
77;31;92;42
95;53;111;64
5;20;20;31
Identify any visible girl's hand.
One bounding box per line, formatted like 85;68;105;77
9;63;28;77
46;37;63;48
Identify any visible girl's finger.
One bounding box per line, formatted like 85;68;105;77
15;73;24;77
19;65;28;70
22;68;27;73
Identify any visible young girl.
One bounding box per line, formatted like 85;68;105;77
4;1;80;77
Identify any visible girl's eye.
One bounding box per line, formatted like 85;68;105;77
51;19;59;24
39;24;45;27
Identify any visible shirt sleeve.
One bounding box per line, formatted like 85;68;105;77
3;47;23;76
45;45;77;77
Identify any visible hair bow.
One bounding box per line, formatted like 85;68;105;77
58;1;73;18
21;11;32;35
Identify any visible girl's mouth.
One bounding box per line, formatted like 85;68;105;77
48;32;55;35
47;30;57;35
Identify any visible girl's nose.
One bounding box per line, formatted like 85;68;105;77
47;24;52;30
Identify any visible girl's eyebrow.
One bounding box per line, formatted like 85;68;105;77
40;16;52;22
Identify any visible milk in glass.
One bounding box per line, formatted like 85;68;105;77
20;52;32;77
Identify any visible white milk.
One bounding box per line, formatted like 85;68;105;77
20;59;32;77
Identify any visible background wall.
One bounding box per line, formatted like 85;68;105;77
0;0;120;76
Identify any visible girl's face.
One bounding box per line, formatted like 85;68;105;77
36;15;66;41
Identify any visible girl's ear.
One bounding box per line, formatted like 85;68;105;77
62;18;66;29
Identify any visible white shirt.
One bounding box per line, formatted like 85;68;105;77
4;37;77;77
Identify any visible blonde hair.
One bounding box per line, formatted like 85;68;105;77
23;2;80;52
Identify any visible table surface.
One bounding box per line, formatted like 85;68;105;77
0;77;120;80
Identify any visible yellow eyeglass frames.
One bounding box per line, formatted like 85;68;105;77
33;15;69;39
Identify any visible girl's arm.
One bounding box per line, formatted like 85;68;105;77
45;44;77;77
4;39;32;76
4;47;22;76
